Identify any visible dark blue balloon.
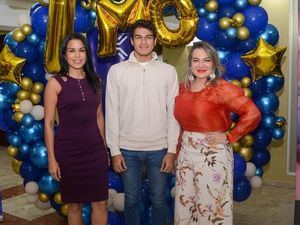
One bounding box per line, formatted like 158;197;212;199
38;172;60;195
50;197;61;211
275;116;286;126
251;149;270;167
223;53;251;80
252;126;272;148
197;7;206;17
235;0;248;9
218;5;237;18
20;161;43;181
3;109;19;130
253;92;279;114
108;211;124;225
30;142;48;168
7;133;22;147
236;36;259;53
263;75;285;93
243;6;268;35
234;153;246;180
260;24;279;46
74;2;95;33
230;112;239;122
27;32;41;46
206;12;218;22
82;204;92;225
225;27;237;39
108;170;123;192
30;2;42;16
22;62;46;83
233;176;251;202
19;121;44;143
0;111;10;131
217;49;230;64
196;17;218;43
0;87;14;112
15;41;38;62
22;114;35;127
17;143;31;160
261;113;276;129
250;78;267;96
218;0;235;6
193;0;206;7
215;30;238;51
272;127;284;140
0;82;20;98
31;6;48;37
4;32;18;50
255;167;264;177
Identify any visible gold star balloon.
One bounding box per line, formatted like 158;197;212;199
0;45;26;86
241;38;287;81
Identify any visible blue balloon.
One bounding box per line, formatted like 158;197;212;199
82;204;92;225
19;121;44;143
230;112;239;122
260;24;279;46
218;5;237;18
215;30;238;51
233;176;251;202
7;133;22;147
27;32;41;46
272;127;284;140
218;0;235;6
74;2;95;33
1;81;20;98
196;17;218;43
252;126;272;148
223;53;251;80
50;197;61;211
22;62;46;83
233;153;246;180
206;12;218;22
0;111;10;131
30;142;48;168
16;143;31;161
255;167;264;177
217;49;230;64
236;36;259;53
225;27;237;39
275;116;286;125
20;161;43;181
263;75;285;93
193;0;207;8
31;6;48;37
235;0;248;9
261;113;275;129
250;78;267;96
15;41;38;62
253;92;279;114
251;149;270;167
30;2;41;16
197;7;206;17
22;114;35;127
38;172;60;195
0;84;14;112
3;109;19;130
243;6;268;35
108;211;124;225
4;32;18;50
108;170;123;192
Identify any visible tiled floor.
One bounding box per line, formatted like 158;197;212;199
0;147;296;225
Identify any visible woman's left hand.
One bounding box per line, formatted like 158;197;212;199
205;132;227;147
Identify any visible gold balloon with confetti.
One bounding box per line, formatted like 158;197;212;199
6;145;19;157
241;38;287;81
239;147;253;161
12;158;22;174
0;45;25;85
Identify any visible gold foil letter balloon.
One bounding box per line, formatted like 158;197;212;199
45;0;76;73
146;0;198;48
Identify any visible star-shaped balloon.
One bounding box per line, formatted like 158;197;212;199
241;38;286;81
0;45;26;85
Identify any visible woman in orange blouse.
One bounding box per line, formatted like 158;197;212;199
173;42;261;225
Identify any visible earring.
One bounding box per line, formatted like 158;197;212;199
209;73;216;81
189;71;194;81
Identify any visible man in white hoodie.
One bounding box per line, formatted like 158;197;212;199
105;19;180;225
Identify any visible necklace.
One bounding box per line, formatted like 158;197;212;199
77;79;86;102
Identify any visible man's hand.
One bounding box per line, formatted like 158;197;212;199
112;154;127;173
160;153;176;173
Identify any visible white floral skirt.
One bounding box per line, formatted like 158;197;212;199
174;131;233;225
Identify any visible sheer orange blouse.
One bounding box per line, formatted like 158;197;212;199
174;79;261;143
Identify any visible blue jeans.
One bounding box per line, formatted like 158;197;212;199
120;149;168;225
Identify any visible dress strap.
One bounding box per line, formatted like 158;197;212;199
53;75;67;87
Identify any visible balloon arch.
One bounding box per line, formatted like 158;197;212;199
0;0;287;224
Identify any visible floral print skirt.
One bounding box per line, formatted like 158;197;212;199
174;131;233;225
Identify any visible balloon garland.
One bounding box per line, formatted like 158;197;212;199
0;0;287;224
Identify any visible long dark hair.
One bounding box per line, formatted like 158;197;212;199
59;32;101;95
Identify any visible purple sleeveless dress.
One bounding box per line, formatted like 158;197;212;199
54;75;108;203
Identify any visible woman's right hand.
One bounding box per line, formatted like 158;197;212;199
48;158;61;181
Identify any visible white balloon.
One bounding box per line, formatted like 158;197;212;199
170;186;176;198
25;181;39;194
18;13;31;26
26;194;38;204
108;205;115;212
20;100;33;114
31;105;44;120
245;162;257;178
35;200;51;210
112;193;125;212
108;189;117;199
250;176;262;189
107;193;113;209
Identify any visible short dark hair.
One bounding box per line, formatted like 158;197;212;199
129;19;156;39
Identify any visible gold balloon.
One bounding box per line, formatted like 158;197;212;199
39;192;50;202
45;0;76;73
81;0;92;10
230;80;242;87
0;45;25;85
21;77;33;91
147;0;198;48
20;24;32;36
231;141;242;153
95;0;145;56
243;88;252;98
205;0;218;12
240;134;254;147
239;147;253;161
12;158;22;174
241;77;251;88
241;38;287;81
54;192;64;205
248;0;262;5
30;93;41;104
12;29;26;42
17;89;30;101
12;103;20;112
32;82;44;94
6;145;19;157
61;204;68;216
13;111;24;123
219;17;232;30
232;13;245;27
237;26;249;40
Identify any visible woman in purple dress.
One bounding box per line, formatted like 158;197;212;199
44;33;108;225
